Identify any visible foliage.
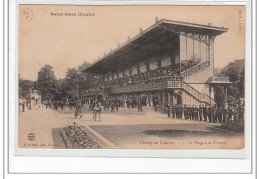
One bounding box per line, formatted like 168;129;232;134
78;61;95;91
64;68;81;100
58;61;92;100
214;59;245;107
37;65;58;100
20;62;95;101
19;74;37;98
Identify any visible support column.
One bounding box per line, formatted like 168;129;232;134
224;85;228;108
209;85;215;105
158;90;162;109
186;35;188;61
177;34;181;73
172;91;175;105
209;86;212;99
168;91;172;106
208;36;215;77
183;91;187;106
162;90;166;108
182;92;185;106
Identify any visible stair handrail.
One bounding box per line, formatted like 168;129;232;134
182;81;201;100
182;81;215;105
181;60;210;78
201;93;215;104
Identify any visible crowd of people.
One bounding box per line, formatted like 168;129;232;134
90;58;203;93
42;99;85;118
18;98;27;112
86;93;158;112
87;59;204;94
40;92;244;125
43;100;80;110
180;57;202;72
165;104;244;124
18;97;41;112
102;65;182;89
85;94;158;120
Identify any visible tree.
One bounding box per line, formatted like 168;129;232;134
18;74;36;98
78;61;95;91
78;61;91;72
37;65;58;101
214;59;245;107
64;68;80;100
57;61;102;101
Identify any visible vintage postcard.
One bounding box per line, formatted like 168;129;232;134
17;4;247;153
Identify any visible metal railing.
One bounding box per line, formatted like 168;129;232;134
208;76;229;82
181;60;210;79
166;80;183;88
182;81;214;105
182;81;201;100
84;79;215;105
110;80;183;93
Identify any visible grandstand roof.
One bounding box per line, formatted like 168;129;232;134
83;19;228;74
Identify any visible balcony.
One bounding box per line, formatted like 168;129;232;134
83;79;215;105
111;80;214;104
111;80;183;93
208;76;232;84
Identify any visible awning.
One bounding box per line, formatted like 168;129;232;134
83;19;228;74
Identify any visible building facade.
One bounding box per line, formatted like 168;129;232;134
83;19;230;109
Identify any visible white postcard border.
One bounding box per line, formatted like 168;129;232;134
8;0;253;173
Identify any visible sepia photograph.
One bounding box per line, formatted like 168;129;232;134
18;5;245;150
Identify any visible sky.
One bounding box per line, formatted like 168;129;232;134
19;5;245;81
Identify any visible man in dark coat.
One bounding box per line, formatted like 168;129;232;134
171;104;176;119
203;106;208;122
166;105;171;118
199;105;203;121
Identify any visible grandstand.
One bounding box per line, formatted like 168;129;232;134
82;18;231;109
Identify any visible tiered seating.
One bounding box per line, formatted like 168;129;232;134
87;59;214;105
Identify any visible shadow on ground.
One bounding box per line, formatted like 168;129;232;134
142;127;241;138
90;124;244;146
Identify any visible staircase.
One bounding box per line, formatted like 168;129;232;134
180;81;215;105
181;60;210;79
